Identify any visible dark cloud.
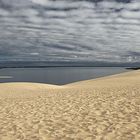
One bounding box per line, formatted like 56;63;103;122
0;0;140;64
127;51;140;57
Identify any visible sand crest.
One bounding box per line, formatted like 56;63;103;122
0;70;140;140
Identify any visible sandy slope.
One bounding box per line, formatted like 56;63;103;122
0;70;140;140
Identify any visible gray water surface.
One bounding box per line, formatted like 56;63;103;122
0;67;130;85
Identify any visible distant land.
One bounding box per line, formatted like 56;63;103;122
126;67;140;70
0;61;140;69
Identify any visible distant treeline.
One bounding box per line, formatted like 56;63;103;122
126;67;140;70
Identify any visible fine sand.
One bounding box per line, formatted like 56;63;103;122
0;70;140;140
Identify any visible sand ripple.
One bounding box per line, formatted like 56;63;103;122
0;71;140;140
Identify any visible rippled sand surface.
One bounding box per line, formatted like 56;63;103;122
0;70;140;140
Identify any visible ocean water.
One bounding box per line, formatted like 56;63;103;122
0;67;130;85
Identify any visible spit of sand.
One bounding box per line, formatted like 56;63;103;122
0;70;140;140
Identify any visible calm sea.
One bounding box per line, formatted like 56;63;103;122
0;67;130;85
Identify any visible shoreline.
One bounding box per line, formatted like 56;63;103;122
0;69;133;85
0;68;130;85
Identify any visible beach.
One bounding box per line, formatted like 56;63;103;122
0;70;140;140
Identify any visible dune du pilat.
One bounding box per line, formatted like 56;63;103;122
0;70;140;139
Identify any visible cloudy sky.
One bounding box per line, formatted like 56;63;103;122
0;0;140;64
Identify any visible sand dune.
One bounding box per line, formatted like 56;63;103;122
0;70;140;140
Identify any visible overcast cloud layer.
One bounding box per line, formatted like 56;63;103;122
0;0;140;63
